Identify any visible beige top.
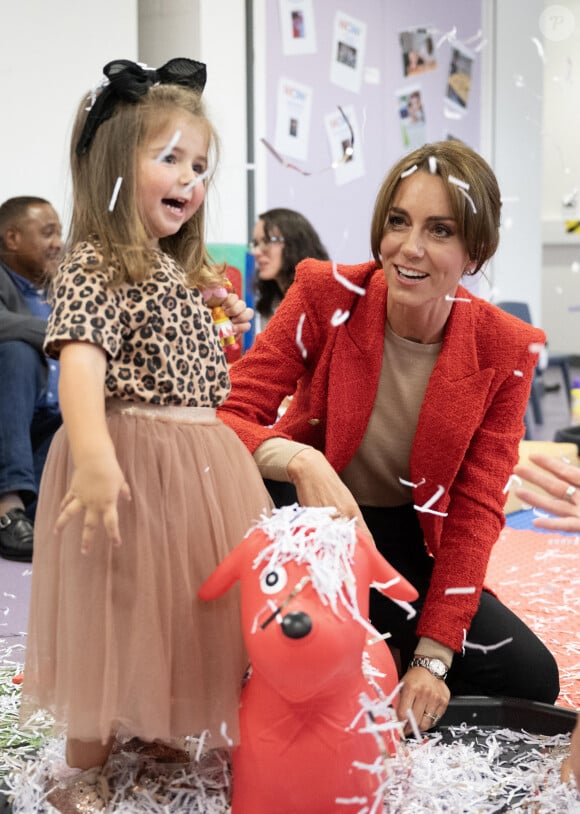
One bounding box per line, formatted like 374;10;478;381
340;322;440;506
255;322;440;502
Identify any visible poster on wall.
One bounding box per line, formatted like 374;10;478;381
445;42;475;111
274;77;313;162
329;11;367;93
396;86;427;152
278;0;317;56
324;104;364;186
398;27;436;77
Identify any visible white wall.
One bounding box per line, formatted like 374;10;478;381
0;0;138;229
0;0;246;247
542;0;580;225
540;0;580;355
138;0;201;66
485;0;545;325
198;0;249;246
137;0;248;246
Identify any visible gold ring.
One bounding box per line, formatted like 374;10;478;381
424;711;439;722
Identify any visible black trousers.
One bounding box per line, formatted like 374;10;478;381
264;481;560;704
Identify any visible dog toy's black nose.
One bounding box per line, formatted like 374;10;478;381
281;611;312;639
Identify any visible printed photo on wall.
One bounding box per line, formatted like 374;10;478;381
399;27;436;77
274;77;313;162
396;86;427;152
445;43;475;110
278;0;317;56
324;104;364;186
330;11;367;93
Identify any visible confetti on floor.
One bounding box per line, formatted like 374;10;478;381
2;522;580;811
0;666;53;781
1;725;579;813
3;736;232;813
486;525;580;710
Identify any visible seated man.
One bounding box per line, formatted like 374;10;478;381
0;196;63;561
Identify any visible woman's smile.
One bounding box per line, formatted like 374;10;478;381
395;265;429;282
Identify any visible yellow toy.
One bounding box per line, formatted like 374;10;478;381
202;279;239;350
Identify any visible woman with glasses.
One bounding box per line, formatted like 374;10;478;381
250;208;329;333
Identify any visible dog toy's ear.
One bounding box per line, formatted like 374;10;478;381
356;529;419;602
198;541;246;600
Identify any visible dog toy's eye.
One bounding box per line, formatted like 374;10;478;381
259;565;288;594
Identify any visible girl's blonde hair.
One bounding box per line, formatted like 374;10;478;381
69;83;222;290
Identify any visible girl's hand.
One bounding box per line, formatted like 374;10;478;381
57;342;131;552
222;292;254;336
55;451;131;552
397;665;451;734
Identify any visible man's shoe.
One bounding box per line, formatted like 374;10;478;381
0;509;34;562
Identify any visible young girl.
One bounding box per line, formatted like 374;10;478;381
21;58;272;773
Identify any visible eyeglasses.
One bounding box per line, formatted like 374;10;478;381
249;236;285;253
260;106;355;176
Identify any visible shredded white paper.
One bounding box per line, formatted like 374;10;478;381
332;262;367;296
108;177;123;212
295;312;308;359
2;701;578;813
400;165;418;179
154;130;181;164
252;505;361;621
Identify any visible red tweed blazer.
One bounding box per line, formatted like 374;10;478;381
220;260;545;651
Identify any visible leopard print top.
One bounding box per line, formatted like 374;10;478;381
45;241;230;407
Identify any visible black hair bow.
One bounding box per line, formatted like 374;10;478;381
75;58;207;156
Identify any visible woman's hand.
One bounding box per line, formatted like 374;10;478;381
561;715;580;787
222;292;254;337
286;447;373;537
397;665;451;733
55;450;131;552
514;453;580;531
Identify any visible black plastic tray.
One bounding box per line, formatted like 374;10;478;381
431;694;577;775
436;695;577;735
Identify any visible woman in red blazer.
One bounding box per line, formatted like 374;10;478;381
219;140;559;732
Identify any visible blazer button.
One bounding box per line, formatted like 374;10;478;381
308;418;320;425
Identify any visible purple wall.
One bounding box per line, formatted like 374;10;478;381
262;0;482;263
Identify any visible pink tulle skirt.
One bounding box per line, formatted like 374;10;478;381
21;402;272;746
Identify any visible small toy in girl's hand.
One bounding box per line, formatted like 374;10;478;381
199;504;419;814
202;280;240;351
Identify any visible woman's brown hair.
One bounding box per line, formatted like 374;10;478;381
370;140;501;273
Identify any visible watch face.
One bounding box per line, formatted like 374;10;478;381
430;659;446;677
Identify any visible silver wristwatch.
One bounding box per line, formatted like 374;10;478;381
409;655;449;680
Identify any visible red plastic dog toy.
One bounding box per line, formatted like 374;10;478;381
199;505;418;814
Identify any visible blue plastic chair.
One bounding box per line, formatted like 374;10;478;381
496;301;572;431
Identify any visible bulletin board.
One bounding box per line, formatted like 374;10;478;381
256;0;483;264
